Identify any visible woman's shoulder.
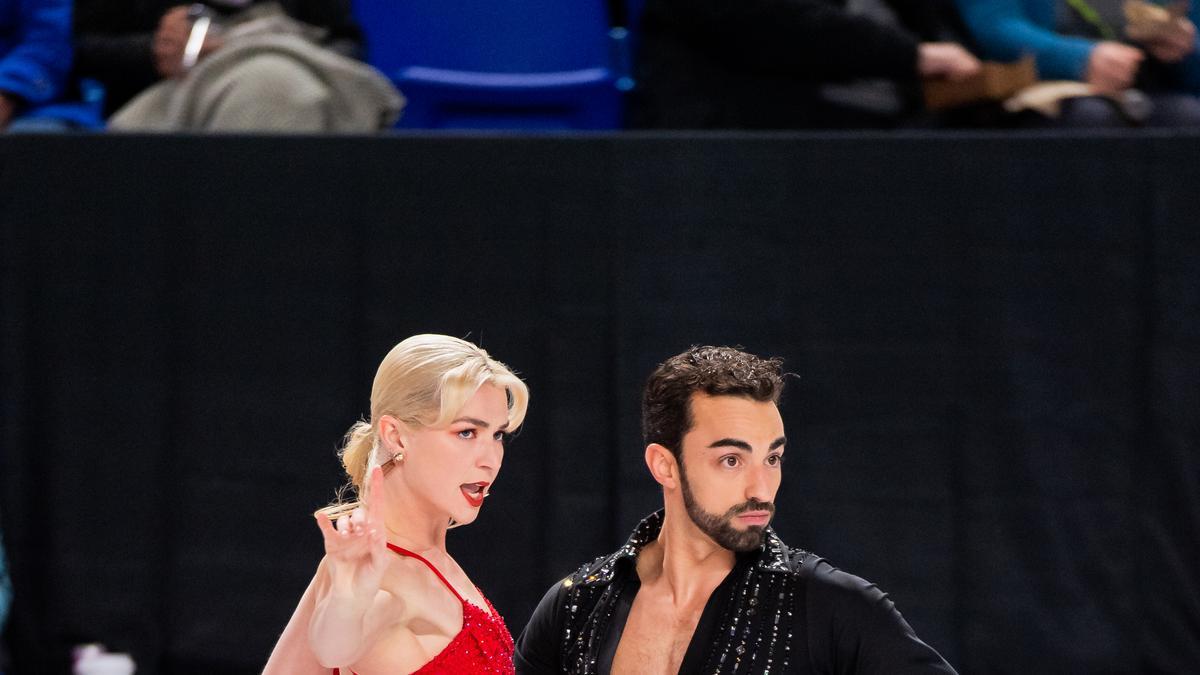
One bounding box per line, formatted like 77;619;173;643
351;551;474;672
379;550;464;617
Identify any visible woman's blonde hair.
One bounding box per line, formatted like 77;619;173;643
318;334;529;518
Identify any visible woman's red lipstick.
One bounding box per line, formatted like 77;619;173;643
460;482;489;508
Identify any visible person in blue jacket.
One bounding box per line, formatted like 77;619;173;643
958;0;1200;125
0;0;98;130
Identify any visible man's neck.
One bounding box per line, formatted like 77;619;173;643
637;508;737;606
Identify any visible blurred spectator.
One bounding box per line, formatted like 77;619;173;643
1;0;98;131
630;0;982;128
75;0;402;132
957;0;1200;126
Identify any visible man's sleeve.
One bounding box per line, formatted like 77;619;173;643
804;558;958;674
513;579;567;675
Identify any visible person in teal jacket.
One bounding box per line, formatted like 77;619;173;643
957;0;1200;124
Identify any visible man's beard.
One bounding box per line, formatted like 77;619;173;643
679;463;775;552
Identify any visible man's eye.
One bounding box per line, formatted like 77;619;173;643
722;456;739;467
457;429;476;440
767;454;784;466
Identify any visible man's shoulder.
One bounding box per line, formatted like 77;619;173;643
524;547;631;620
790;551;899;619
519;552;627;672
764;533;884;603
776;545;959;673
758;529;824;577
561;511;665;589
564;547;631;588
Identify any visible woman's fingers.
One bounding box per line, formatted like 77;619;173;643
318;506;379;561
317;479;388;569
316;512;337;539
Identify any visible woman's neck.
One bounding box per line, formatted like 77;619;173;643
381;495;449;553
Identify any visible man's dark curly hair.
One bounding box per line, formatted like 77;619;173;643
642;346;785;461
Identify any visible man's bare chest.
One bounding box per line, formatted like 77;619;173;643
610;591;706;675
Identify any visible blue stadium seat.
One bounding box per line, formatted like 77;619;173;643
353;0;626;130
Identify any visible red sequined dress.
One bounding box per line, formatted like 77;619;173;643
333;543;515;674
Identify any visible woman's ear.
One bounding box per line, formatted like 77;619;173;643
377;414;408;453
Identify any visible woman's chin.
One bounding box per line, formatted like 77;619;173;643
450;508;481;527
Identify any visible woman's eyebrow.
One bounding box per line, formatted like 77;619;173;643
451;417;509;430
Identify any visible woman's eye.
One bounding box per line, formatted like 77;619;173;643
493;431;504;441
457;429;476;440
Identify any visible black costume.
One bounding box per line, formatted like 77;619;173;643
515;511;956;674
74;0;364;115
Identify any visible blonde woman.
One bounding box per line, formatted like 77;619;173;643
264;334;529;674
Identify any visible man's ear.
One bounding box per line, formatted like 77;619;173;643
646;443;680;489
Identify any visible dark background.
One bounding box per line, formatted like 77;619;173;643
1;131;1197;673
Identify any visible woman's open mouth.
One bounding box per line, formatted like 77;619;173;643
460;482;489;508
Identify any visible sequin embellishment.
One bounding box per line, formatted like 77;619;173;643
557;510;811;674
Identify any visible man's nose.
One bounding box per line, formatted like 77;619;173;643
745;464;773;502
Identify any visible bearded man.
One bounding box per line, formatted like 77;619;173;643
515;345;956;674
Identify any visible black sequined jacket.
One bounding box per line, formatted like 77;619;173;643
514;510;957;675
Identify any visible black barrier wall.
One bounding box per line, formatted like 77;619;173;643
1;132;1198;673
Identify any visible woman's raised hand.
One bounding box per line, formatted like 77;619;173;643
315;466;391;603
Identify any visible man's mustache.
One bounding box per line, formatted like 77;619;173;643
724;499;775;519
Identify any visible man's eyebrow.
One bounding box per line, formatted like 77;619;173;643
451;416;507;429
705;437;787;452
707;438;753;452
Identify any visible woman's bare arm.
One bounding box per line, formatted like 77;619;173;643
262;564;329;675
306;467;401;667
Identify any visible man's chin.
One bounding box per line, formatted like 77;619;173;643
715;520;767;551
